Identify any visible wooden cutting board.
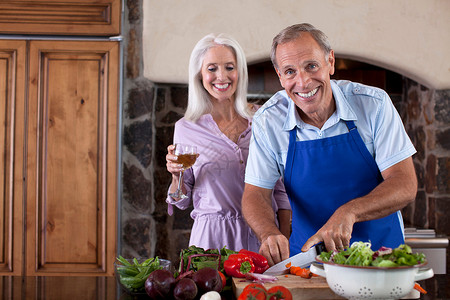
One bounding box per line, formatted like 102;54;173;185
233;274;344;299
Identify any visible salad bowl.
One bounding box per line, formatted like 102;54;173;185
310;259;433;299
310;242;434;299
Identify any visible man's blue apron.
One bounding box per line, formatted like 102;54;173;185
284;120;404;255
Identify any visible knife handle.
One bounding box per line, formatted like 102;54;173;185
314;242;326;254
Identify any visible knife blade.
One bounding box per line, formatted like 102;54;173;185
263;243;326;276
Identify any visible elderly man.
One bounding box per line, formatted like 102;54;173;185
242;23;417;265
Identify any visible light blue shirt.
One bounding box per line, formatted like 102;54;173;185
245;80;417;189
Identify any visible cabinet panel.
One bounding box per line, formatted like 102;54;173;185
0;40;26;276
0;0;121;36
26;41;119;275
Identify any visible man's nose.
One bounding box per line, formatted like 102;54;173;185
296;72;312;88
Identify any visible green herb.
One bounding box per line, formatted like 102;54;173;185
115;256;163;293
319;242;426;267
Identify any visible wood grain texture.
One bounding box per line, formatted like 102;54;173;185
0;0;121;36
25;40;119;276
0;40;26;276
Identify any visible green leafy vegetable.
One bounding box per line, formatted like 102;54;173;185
319;242;426;267
178;245;237;274
115;256;164;293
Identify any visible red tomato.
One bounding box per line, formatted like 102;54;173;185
238;283;267;300
218;271;226;290
268;286;293;300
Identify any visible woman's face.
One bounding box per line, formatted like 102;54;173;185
200;45;238;102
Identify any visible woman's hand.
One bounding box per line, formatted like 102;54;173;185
166;144;186;199
166;144;183;177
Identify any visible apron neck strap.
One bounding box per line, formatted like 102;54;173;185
344;120;356;131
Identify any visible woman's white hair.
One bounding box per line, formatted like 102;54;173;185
184;33;252;122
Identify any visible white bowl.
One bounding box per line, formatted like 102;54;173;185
310;257;433;299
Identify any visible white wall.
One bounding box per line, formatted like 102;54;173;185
142;0;450;89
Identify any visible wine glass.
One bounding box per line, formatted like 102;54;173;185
169;143;198;199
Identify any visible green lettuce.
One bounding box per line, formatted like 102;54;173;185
319;242;426;267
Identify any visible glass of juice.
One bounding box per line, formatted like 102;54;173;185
169;143;198;199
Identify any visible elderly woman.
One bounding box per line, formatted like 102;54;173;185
165;33;291;252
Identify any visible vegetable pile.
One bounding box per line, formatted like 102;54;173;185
319;242;426;267
115;256;165;293
116;245;293;299
144;266;223;300
116;245;234;299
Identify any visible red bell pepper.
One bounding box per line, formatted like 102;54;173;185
239;249;270;273
224;253;255;278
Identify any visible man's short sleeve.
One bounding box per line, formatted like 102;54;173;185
245;113;283;189
372;91;416;171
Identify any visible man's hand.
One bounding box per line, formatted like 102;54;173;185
302;207;355;252
259;234;290;266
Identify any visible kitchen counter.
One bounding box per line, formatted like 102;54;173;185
0;274;448;299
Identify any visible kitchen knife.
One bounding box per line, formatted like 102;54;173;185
263;243;326;276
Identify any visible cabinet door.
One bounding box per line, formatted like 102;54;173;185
26;41;119;276
0;40;26;276
0;0;121;36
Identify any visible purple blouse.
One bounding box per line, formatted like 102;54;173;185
166;114;290;252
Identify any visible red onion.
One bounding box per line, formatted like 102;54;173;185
244;272;278;284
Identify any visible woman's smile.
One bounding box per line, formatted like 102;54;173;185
201;45;238;102
213;82;231;91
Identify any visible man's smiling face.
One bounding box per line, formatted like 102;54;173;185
275;32;336;127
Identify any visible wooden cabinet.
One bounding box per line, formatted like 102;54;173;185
0;40;26;276
0;39;119;276
0;0;121;36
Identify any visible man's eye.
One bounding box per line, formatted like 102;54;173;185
307;64;318;71
285;69;294;76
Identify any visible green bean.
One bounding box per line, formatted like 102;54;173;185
116;256;133;266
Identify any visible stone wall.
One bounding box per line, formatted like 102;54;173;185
402;82;450;273
120;0;450;272
402;82;450;233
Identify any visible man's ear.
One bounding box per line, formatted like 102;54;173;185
275;67;285;88
328;50;335;76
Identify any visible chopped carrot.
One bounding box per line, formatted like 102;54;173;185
284;275;289;278
290;266;313;279
414;283;427;294
285;262;292;268
298;268;313;278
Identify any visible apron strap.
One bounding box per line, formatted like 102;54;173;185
345;120;383;182
284;129;297;190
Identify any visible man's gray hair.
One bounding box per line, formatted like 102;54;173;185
271;23;332;70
